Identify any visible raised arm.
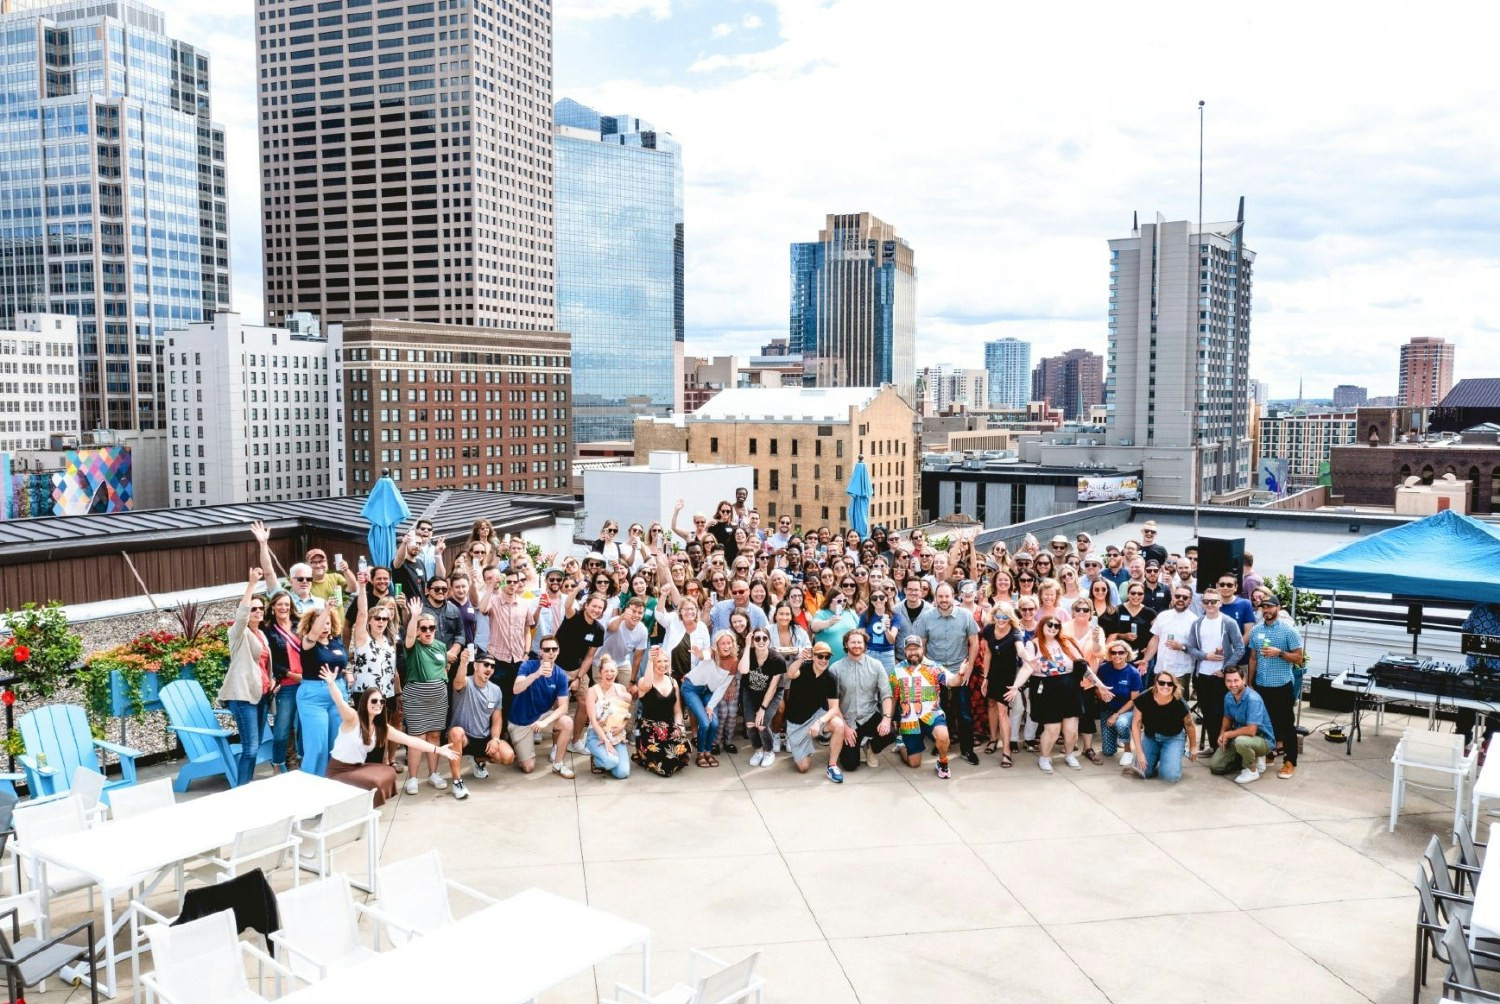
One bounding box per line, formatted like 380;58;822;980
403;596;424;649
250;521;277;584
320;665;359;729
301;608;330;651
350;569;371;648
670;498;692;544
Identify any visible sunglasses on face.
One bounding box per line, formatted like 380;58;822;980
371;614;391;622
291;576;311;583
1202;598;1220;605
1043;622;1061;630
1109;650;1130;657
368;697;384;706
540;646;560;654
249;606;265;613
1155;680;1173;688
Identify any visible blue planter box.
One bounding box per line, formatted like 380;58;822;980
108;665;195;717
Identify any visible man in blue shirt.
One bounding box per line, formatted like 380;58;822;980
1209;665;1276;785
506;636;576;779
1247;594;1305;780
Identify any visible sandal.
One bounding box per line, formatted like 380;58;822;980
983;741;999;755
390;761;406;773
705;753;721;767
1084;748;1104;765
696;752;711;768
590;763;606;775
1000;754;1013;768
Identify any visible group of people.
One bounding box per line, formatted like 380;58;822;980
218;496;1305;804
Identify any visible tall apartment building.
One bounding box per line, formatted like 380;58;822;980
1031;348;1104;421
1398;336;1455;407
256;0;555;331
633;386;919;529
789;213;916;402
164;312;344;507
1257;410;1357;489
0;314;80;453
1105;205;1254;496
1332;384;1368;409
338;319;571;494
554;98;683;442
984;338;1031;409
917;365;987;415
0;0;230;431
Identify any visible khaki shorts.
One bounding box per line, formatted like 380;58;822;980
787;709;829;763
507;723;539;763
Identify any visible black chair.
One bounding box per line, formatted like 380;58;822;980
0;905;97;1004
1457;814;1489;893
1416;867;1500;1004
1443;916;1500;1002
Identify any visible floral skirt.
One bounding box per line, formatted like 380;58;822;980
636;718;690;777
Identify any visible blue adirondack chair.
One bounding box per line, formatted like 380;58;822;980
159;679;273;792
17;703;142;803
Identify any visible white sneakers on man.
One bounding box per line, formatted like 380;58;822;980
1234;767;1260;784
749;751;766;767
1118;751;1135;768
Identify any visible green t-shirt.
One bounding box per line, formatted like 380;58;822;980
405;640;448;683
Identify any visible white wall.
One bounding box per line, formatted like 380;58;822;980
583;457;753;540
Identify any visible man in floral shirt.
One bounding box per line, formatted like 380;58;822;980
889;636;960;778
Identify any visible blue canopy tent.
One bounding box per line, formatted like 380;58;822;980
1293;509;1500;674
361;475;411;568
845;458;872;538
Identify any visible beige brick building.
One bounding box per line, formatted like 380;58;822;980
634;386;919;531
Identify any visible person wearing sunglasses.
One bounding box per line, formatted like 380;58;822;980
1129;672;1196;783
742;629;788;767
1005;615;1092;772
321;664;456;807
783;641;848;781
222;567;274;787
296;603;349;778
913;583;981;766
506;637;577;778
1185;589;1246;752
1097;644;1143;767
348;571;402;769
1247;594;1304;779
438;650;514;798
979;604;1023;765
401;597;455;793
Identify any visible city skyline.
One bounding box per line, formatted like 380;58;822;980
112;0;1497;400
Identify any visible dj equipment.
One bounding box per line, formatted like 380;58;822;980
1367;652;1500;703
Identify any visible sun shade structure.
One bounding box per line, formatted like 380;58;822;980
1293;509;1500;603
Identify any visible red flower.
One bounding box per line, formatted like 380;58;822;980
12;646;29;664
1;690;12;707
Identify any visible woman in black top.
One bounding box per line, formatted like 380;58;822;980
979;604;1023;767
1103;585;1156;657
740;629;788;767
634;648;689;777
1130;672;1197;782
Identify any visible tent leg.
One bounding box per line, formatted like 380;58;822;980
1293;583;1302;725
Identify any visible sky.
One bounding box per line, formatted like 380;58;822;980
167;0;1499;399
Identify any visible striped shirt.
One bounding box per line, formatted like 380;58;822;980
483;591;530;663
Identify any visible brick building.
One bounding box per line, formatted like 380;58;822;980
634;385;919;530
339;319;571;495
1330;424;1500;514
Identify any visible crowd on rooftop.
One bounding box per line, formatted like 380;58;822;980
217;492;1307;802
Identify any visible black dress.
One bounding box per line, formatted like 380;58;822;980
636;678;690;777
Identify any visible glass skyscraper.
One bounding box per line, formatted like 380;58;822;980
789;212;915;402
984;337;1031;409
554;98;683;443
0;0;229;431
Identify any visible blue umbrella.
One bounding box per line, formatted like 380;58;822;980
845;457;872;538
361;474;411;568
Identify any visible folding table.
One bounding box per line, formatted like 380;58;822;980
22;771;376;999
277;887;651;1004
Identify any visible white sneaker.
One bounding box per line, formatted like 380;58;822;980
550;756;575;779
567;739;588;755
450;778;469;801
772;734;783;753
1255;756;1267;775
429;774;448;790
473;760;489;779
1118;751;1135;768
1234;767;1260;785
1064;754;1082;770
749;750;765;767
403;775;419;796
760;751;775;769
1038;756;1054;773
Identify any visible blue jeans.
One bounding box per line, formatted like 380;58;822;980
226;699;267;787
1101;709;1134;756
1138;730;1186;782
681;682;719;753
296;677;346;777
585;732;631;779
271;684;300;768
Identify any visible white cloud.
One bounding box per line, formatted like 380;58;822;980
741;13;763;28
556;0;672;23
710;22;734;39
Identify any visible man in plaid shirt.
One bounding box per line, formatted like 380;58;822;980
889;636;961;778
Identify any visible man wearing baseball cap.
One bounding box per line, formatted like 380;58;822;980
889;636;961;778
783;641;849;782
1247;593;1304;780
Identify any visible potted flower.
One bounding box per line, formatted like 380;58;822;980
0;602;83;702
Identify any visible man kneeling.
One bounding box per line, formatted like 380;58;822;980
1208;665;1274;785
784;641;849;782
505;636;576;778
889;636;960;778
444;649;515;800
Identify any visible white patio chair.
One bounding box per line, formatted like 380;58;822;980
602;949;763;1004
68;768;109;827
1392;729;1476;836
365;850;496;946
11;797;94;935
141;907;300;1004
107;778;176;822
293;788;378;893
270;874;397;983
179;816;298;910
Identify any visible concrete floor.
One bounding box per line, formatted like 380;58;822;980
30;705;1471;1003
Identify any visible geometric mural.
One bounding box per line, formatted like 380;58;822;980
1;445;133;519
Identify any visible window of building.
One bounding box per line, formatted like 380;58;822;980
710;436;718;453
769;440;778;456
769;470;779;490
748;438;757;455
